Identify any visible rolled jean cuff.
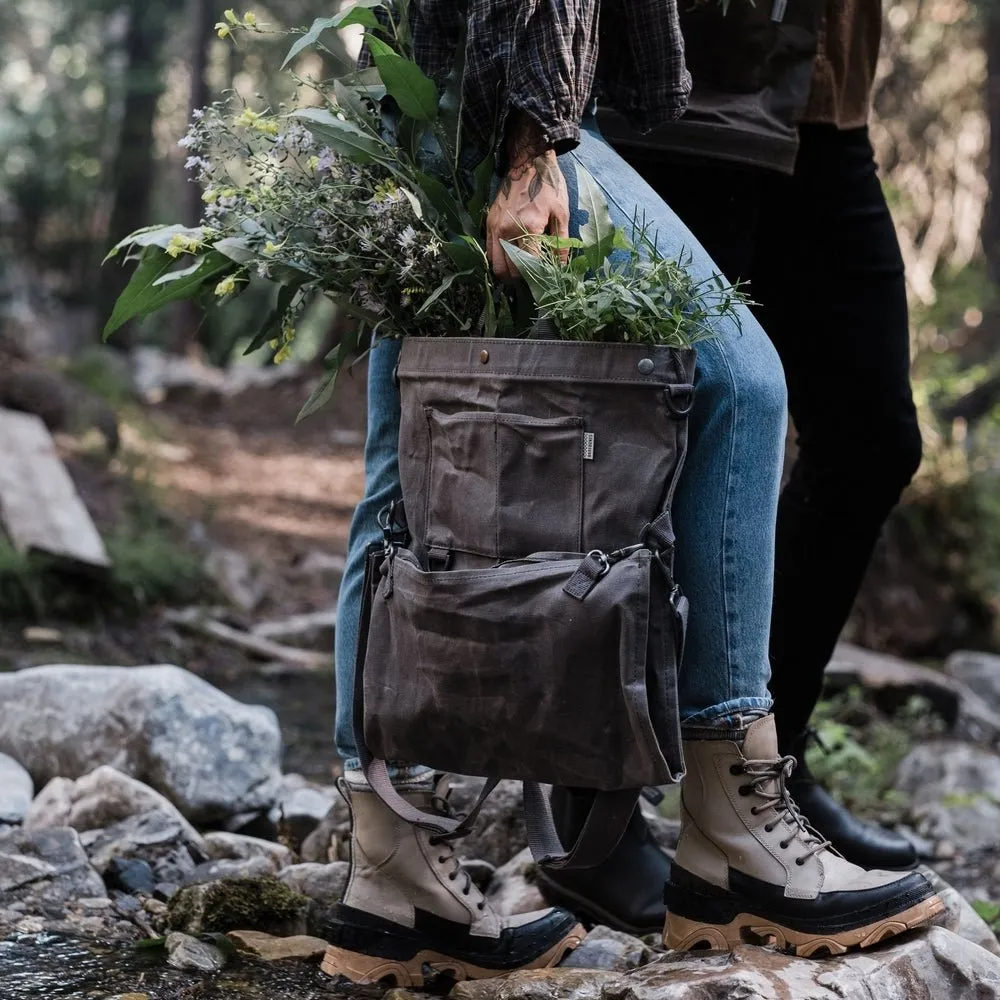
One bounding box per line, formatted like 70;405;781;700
680;697;773;730
342;759;434;783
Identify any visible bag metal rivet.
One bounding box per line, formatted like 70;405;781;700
480;349;490;364
638;358;654;375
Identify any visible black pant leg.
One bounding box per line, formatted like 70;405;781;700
752;125;922;749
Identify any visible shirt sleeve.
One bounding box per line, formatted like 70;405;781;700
505;0;601;155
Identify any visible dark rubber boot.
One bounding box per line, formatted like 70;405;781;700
534;786;671;936
785;732;918;871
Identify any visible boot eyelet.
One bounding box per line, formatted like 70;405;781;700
738;784;752;797
438;856;447;864
448;873;457;881
463;888;470;896
764;824;774;833
795;858;806;867
729;765;743;776
749;806;760;815
478;902;485;911
779;840;790;850
429;837;441;847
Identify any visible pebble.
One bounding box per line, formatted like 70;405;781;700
227;929;328;961
165;931;227;972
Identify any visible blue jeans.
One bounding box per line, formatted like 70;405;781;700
334;125;787;769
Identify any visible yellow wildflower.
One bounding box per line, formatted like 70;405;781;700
166;234;199;258
215;23;231;38
214;275;237;297
306;155;319;171
274;343;294;365
243;11;257;25
267;338;280;350
202;188;218;204
264;241;281;255
254;119;280;136
235;108;261;128
224;9;239;23
281;323;296;342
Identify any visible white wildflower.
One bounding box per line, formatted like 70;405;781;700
178;133;199;150
396;225;417;250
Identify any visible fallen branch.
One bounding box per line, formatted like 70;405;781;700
163;607;330;669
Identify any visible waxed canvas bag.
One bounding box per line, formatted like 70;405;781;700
353;337;696;867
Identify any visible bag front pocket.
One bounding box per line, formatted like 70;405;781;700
424;409;585;560
360;548;681;790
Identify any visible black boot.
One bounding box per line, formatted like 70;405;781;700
784;731;917;871
534;787;670;936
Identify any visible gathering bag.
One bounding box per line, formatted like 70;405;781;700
354;337;696;868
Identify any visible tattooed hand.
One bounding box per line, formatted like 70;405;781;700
487;112;570;283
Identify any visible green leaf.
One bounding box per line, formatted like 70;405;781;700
467;152;495;225
500;240;552;304
415;270;474;317
291;108;385;163
103;249;234;340
103;224;205;263
213;236;256;265
244;283;302;356
282;3;384;69
436;18;467;165
576;164;619;270
365;36;438;122
333;78;376;121
297;320;364;422
443;235;487;272
152;256;212;286
412;170;467;233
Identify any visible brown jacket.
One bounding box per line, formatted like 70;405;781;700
599;0;880;175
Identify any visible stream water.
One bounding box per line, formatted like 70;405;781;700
0;933;362;1000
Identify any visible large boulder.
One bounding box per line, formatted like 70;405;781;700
0;827;106;914
896;742;1000;851
0;753;33;824
947;651;1000;717
0;664;282;823
167;875;309;937
454;928;1000;1000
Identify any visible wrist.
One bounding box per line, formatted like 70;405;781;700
506;111;554;171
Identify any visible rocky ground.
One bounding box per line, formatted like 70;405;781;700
3;348;1000;997
2;649;1000;999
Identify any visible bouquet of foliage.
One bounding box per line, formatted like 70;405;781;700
104;3;746;419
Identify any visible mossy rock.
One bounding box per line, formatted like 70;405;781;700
167;876;309;936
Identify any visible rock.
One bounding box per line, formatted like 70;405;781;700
203;832;293;871
25;767;205;852
560;926;651;971
460;858;497;892
165;931;227;973
0;664;282;823
154;882;179;901
828;643;1000;746
896;742;1000;851
252;610;338;650
186;856;276;884
203;545;269;613
450;969;619;1000
947;651;1000;716
167;875;309;937
106;857;156;896
450;928;1000;1000
924;868;1000;957
299;798;351;864
447;777;526;869
227;928;328;961
486;849;547;917
0;827;106;914
638;798;680;855
270;779;342;847
0;753;33;824
277;861;349;937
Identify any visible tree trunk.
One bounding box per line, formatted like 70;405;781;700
97;0;171;348
984;9;1000;282
171;0;219;355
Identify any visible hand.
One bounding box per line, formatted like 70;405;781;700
486;114;570;282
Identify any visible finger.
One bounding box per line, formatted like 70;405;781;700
488;224;514;283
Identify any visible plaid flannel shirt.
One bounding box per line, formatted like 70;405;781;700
361;1;690;163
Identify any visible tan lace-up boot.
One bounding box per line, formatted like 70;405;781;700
321;777;585;986
664;715;943;957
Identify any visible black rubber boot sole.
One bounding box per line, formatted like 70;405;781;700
320;905;586;986
664;868;944;958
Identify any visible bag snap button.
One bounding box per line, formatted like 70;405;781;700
479;350;490;364
638;358;654;375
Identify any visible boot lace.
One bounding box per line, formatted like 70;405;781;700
735;755;832;867
428;789;484;910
